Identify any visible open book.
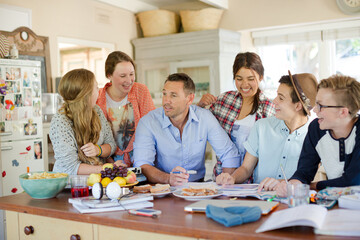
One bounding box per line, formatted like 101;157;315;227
256;204;360;236
219;184;278;201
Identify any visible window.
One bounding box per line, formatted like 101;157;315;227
335;38;360;80
253;20;360;99
258;43;319;99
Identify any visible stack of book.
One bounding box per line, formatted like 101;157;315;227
69;194;154;214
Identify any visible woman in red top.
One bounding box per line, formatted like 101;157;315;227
97;51;155;167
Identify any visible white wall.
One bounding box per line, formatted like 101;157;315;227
221;0;356;31
0;0;137;89
162;0;359;50
2;0;358;88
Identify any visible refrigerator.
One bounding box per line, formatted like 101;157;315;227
0;59;45;240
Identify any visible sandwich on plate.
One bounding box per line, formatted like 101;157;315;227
181;185;218;196
133;184;152;193
150;184;171;194
133;184;171;194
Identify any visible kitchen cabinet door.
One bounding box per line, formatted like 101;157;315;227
97;224;196;240
18;213;94;240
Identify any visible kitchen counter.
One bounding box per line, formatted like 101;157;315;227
0;191;350;240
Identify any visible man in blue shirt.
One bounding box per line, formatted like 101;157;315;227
133;73;240;186
216;72;318;192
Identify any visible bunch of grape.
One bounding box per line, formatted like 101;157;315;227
100;166;128;180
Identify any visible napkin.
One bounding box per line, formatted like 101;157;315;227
206;205;262;227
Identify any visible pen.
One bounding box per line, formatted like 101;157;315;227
280;164;288;184
170;170;197;174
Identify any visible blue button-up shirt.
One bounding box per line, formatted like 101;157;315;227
134;105;240;181
243;116;310;183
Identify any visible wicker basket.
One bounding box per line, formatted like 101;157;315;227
137;10;180;37
180;8;224;32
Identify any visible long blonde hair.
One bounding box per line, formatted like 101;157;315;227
58;69;102;165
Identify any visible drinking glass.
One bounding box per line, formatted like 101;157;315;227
287;184;309;208
70;175;89;198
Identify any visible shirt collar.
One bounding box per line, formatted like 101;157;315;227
280;118;310;136
161;105;199;129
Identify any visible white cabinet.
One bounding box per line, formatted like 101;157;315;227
132;29;241;106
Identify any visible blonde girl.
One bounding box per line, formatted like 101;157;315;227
50;69;118;175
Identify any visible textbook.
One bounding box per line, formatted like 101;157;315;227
256;204;360;236
69;194;154;213
71;201;154;214
338;194;360;210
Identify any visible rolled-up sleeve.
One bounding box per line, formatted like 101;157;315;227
50;115;81;175
133;117;157;168
206;111;240;168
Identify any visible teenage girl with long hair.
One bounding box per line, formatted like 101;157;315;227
198;52;276;178
50;69;118;175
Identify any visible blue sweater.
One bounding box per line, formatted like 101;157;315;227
291;118;360;190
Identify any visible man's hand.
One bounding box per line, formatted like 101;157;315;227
169;166;189;186
216;173;235;185
197;93;217;108
258;177;280;192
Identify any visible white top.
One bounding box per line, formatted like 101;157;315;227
233;114;256;128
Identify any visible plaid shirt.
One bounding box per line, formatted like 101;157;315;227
210;91;276;135
210;90;276;181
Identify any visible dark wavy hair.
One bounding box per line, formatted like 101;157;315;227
233;52;264;115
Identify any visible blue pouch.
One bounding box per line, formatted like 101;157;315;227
205;205;262;227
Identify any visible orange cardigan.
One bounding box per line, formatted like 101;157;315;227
96;82;155;166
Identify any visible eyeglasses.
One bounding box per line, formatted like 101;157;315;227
315;103;346;112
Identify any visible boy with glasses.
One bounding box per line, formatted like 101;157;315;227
277;75;360;196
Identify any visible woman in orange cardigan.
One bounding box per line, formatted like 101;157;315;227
97;51;155;167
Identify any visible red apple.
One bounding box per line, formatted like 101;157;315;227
124;170;136;184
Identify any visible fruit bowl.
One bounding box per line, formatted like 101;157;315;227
19;171;69;199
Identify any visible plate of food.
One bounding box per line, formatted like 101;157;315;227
172;186;223;201
133;184;171;198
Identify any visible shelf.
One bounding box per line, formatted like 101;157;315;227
96;0;228;13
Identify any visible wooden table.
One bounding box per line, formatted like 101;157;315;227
0;190;354;240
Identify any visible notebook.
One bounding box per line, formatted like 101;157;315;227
338;194;360;210
184;199;279;215
256;204;360;237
